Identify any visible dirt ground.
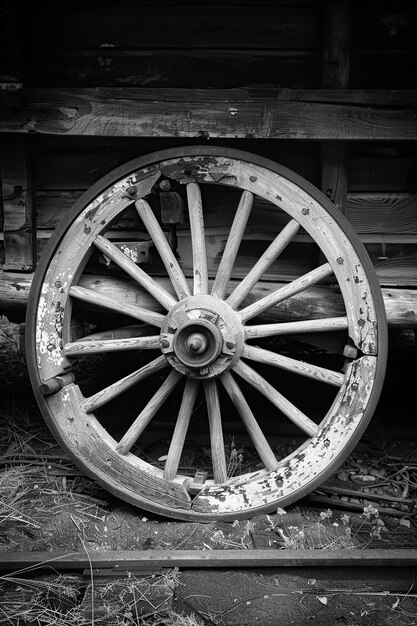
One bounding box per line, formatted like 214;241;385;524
1;317;417;625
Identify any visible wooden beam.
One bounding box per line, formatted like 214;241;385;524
0;136;36;270
321;0;350;215
1;549;417;571
1;88;417;139
1;272;416;328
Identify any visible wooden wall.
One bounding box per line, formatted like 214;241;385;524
1;0;417;309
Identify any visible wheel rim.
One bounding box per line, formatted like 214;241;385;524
26;146;387;520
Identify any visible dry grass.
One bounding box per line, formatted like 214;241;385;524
0;568;205;626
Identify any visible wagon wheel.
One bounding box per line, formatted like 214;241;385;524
26;147;387;520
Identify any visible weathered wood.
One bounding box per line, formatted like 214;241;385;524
321;142;348;214
32;189;417;238
83;355;168;413
244;317;349;338
94;235;176;310
0;136;35;270
372;251;417;287
320;1;350;216
116;370;182;455
204;379;227;483
2;271;416;328
51;384;191;511
135;199;191;300
69;285;166;328
238;263;333;322
187;183;208;295
346;193;417;235
227;220;300;309
242;344;344;387
63;334;160;356
233;360;319;437
2;548;417;570
164;379;199;481
2;88;417;139
211;190;254;299
220;371;278;471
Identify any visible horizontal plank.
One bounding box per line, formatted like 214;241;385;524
26;137;417;193
1;88;417;139
346;193;417;234
1;271;416;328
33;190;417;236
1;549;417;570
33;142;317;189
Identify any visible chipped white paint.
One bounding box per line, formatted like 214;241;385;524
32;153;384;520
35;168;161;382
119;244;140;264
192;356;377;513
161;156;379;355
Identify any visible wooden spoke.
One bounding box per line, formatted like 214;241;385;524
187;183;208;295
94;235;177;310
226;219;300;309
233;360;319;438
64;335;160;356
83;355;168;413
135;198;191;300
164;379;199;481
116;370;183;455
220;371;278;471
211;190;254;300
69;285;166;328
243;344;344;387
203;379;227;483
238;263;333;323
244;317;349;339
69;325;155;343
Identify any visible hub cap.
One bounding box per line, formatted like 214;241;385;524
160;295;244;378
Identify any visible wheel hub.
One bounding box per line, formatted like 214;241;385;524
160;295;244;378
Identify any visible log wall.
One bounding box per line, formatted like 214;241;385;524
1;0;417;319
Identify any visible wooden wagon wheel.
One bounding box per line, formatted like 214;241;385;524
26;147;387;520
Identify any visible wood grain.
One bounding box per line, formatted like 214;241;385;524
135;199;191;300
0;136;35;270
203;379;227;483
238;263;333;322
63;335;160;356
227;219;300;309
94;235;177;310
346;193;417;235
164;379;199;481
220;371;278;471
83;355;168;413
2;88;417;139
69;285;166;328
244;317;348;338
211;191;254;299
234;360;319;437
187;183;208;295
2;271;416;328
243;344;345;387
116;370;182;455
